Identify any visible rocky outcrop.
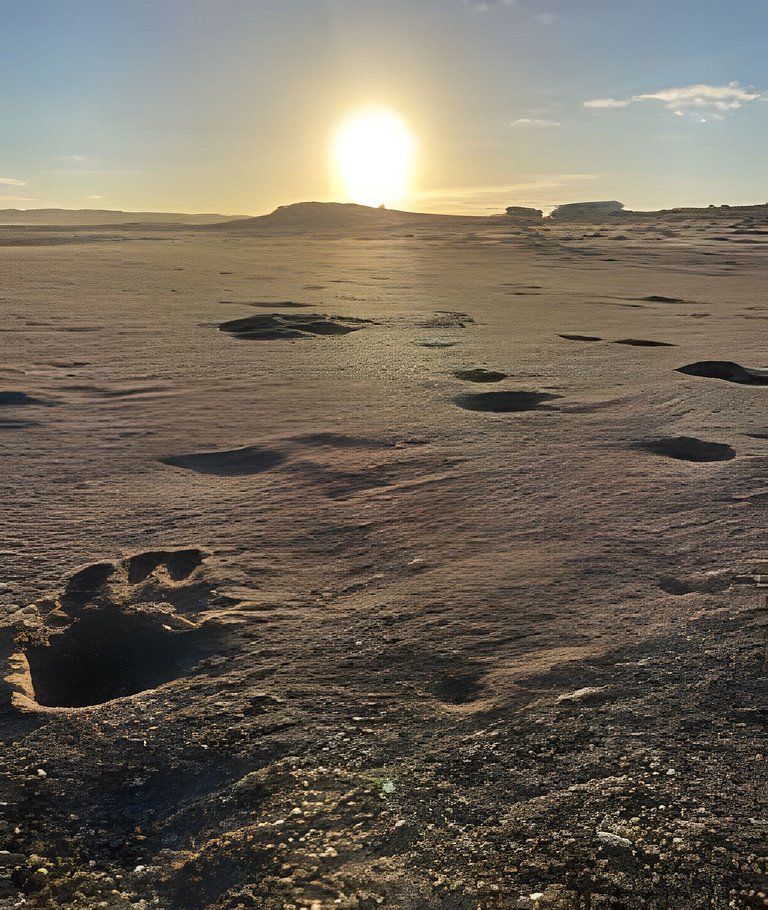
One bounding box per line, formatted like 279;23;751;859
549;201;625;221
505;206;543;221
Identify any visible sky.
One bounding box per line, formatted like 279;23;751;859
1;0;767;215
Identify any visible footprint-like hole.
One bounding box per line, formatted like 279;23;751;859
160;445;286;476
25;607;219;708
453;369;507;383
433;671;486;705
677;361;768;385
61;561;117;607
658;572;732;595
635;436;736;462
127;548;206;584
454;391;561;413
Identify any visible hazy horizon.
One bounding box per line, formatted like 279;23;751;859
3;0;767;215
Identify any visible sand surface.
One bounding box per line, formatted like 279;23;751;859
1;213;767;908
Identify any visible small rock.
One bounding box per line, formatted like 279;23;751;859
556;686;608;703
597;830;633;849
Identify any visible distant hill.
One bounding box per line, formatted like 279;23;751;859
209;202;499;234
0;209;244;226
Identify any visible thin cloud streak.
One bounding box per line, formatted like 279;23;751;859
510;118;561;127
584;82;764;119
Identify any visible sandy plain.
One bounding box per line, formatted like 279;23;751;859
1;208;767;908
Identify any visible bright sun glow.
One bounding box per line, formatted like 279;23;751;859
333;107;416;208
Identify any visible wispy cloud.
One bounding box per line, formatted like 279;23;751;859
0;178;26;187
462;0;556;22
583;98;630;109
511;118;560;127
463;0;517;9
584;82;764;119
87;195;104;200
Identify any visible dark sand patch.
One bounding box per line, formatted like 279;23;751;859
418;341;459;349
0;391;50;407
454;391;561;413
0;418;39;429
677;361;768;385
639;295;685;304
634;436;736;463
219;313;367;340
432;669;487;705
732;490;768;504
160;445;286;476
453;369;507;383
559;334;603;342
291;432;393;450
613;339;676;347
658;572;733;595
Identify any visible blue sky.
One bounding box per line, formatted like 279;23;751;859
2;0;767;213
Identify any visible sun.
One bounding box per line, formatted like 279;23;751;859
333;107;416;209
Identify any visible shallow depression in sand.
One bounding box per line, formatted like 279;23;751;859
453;391;562;413
634;436;736;463
677;361;768;385
160;445;287;476
453;368;508;383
